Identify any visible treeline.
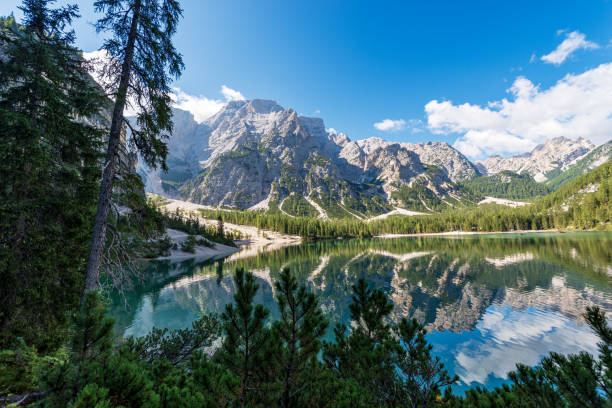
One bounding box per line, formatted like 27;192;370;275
460;170;552;199
113;199;238;259
200;159;612;238
2;268;610;407
159;207;239;246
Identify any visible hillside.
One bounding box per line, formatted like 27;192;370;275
547;140;612;190
195;159;612;239
460;170;552;200
532;159;611;227
137;99;612;219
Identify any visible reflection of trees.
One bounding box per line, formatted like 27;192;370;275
110;233;612;339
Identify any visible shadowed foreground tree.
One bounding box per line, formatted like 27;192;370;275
324;279;457;407
84;0;184;295
272;268;329;408
216;268;274;407
0;0;105;350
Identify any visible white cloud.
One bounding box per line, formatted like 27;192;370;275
83;50;245;123
425;63;612;159
541;30;599;65
374;118;406;132
220;85;245;101
173;86;245;122
171;88;226;123
453;306;599;385
407;119;424;134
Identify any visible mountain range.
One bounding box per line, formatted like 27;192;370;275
138;99;611;217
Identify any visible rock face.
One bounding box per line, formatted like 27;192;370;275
142;100;480;216
546;140;612;189
139;100;610;215
476;137;595;182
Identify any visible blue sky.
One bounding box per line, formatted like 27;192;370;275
3;0;612;159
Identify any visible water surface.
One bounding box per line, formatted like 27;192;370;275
109;232;612;392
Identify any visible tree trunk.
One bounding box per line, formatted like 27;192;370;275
82;0;142;297
0;391;48;406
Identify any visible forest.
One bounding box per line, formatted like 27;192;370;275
198;159;612;239
459;170;552;200
1;0;611;406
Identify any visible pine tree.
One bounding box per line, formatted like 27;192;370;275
394;318;457;407
84;0;184;294
272;268;328;408
348;278;393;341
323;279;400;406
39;291;158;407
0;1;105;350
217;215;225;238
217;268;273;407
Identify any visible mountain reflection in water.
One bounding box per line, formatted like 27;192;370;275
109;232;612;392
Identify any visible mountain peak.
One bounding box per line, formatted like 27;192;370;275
478;137;596;181
243;99;284;114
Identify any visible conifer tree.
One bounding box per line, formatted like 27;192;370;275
39;291;158;407
349;278;393;341
0;0;105;350
218;268;272;407
394;318;457;407
323;279;401;406
84;0;184;294
272;268;328;408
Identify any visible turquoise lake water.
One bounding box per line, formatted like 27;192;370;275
109;232;612;392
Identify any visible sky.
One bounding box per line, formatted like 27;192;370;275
3;0;612;160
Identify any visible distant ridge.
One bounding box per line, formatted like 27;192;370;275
138;99;611;218
475;137;595;182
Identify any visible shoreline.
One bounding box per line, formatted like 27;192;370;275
148;196;609;260
151;228;241;262
154;198;302;262
374;229;586;239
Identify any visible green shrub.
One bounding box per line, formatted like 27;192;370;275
180;235;196;253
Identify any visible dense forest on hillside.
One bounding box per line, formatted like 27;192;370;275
198;159;612;238
459;170;552;199
546;141;612;190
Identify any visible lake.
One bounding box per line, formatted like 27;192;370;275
109;232;612;393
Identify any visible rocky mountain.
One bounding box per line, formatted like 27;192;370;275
546;140;612;189
139;99;480;217
475;137;595;182
139;100;611;216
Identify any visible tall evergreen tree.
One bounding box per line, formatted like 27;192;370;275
0;0;105;350
272;268;328;408
394;318;457;407
218;268;273;407
84;0;184;294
